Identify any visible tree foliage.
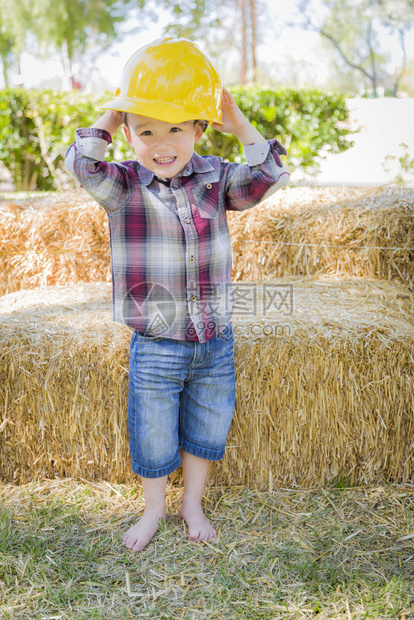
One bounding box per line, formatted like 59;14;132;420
0;0;144;85
297;0;414;95
34;0;144;71
376;0;414;93
197;86;351;171
161;0;263;84
0;0;29;86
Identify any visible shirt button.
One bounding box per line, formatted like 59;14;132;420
189;256;195;263
191;295;197;302
184;218;190;224
206;183;212;189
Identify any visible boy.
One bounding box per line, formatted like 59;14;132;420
65;37;289;551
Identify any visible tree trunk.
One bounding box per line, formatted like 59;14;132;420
393;28;407;96
367;20;378;97
241;0;247;84
249;0;257;83
61;39;73;89
22;155;37;191
32;104;63;191
1;54;10;87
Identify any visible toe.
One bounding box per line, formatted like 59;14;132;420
132;539;145;551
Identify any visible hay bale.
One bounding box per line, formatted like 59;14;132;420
0;191;110;296
1;278;413;488
1;186;414;295
228;185;414;288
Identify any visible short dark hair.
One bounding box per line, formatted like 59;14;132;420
198;120;209;132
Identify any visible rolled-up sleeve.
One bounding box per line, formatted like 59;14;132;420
65;128;133;213
223;139;290;210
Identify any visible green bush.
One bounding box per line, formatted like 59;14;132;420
197;87;352;171
0;89;132;191
0;87;352;191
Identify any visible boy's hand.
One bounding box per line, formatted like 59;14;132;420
211;88;267;145
93;110;124;137
211;88;247;135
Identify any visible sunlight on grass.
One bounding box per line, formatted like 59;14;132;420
0;480;413;619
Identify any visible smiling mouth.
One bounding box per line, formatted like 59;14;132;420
154;156;176;165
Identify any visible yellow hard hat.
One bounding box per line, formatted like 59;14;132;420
101;37;223;124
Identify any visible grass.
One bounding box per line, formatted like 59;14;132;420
0;480;413;619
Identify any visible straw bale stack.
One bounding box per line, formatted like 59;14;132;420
1;278;413;488
0;192;110;296
228;185;414;287
1;187;414;295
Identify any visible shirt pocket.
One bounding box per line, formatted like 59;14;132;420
190;182;220;220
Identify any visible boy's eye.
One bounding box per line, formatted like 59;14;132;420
140;130;152;136
170;127;181;133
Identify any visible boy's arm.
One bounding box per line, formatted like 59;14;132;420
65;111;133;213
211;88;289;209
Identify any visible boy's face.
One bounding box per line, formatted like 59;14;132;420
123;114;204;178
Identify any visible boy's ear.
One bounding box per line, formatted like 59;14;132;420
123;124;132;145
194;122;204;144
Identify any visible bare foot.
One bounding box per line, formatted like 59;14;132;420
122;509;166;551
179;504;216;543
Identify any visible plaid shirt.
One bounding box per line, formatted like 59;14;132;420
65;128;289;342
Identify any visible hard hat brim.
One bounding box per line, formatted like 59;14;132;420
100;96;223;125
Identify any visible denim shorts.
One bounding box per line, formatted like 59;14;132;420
127;323;236;479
